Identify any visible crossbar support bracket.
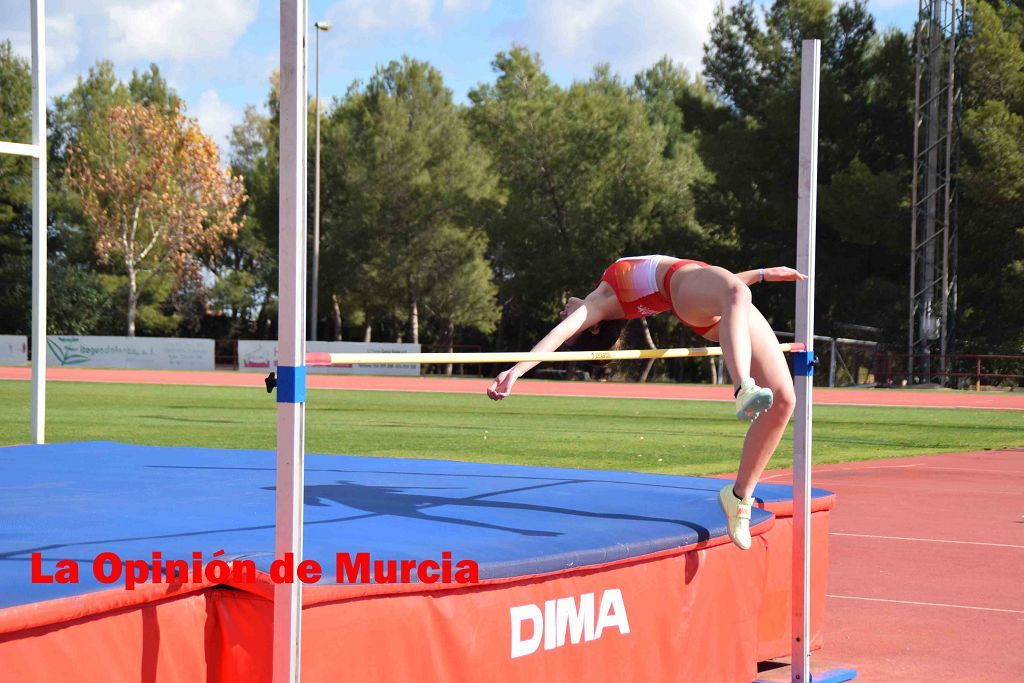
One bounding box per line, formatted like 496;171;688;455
793;351;817;377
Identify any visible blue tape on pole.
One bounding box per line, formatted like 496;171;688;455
793;350;815;377
276;365;306;403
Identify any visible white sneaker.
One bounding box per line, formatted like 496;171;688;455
735;378;773;421
718;484;754;550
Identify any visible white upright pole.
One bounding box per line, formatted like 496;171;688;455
274;1;308;682
792;38;820;683
30;0;47;445
309;26;321;342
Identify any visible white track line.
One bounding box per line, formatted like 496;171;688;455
918;466;1024;475
816;401;1023;411
821;464;924;471
830;532;1024;550
827;594;1024;615
760;464;925;481
806;480;1024;494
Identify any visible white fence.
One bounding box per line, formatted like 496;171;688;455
45;336;214;370
0;335;28;366
238;340;421;376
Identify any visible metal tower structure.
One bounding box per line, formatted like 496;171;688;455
908;0;964;385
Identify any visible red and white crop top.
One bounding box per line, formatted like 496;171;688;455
598;255;716;335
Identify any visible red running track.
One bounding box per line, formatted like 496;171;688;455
756;449;1024;682
1;366;1023;410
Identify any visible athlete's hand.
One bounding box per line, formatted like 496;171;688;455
487;369;518;400
560;297;585;320
764;266;808;282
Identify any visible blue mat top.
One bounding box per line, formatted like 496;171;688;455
0;442;831;609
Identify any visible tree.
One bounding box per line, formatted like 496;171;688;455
127;64;181;114
0;41;111;337
320;57;500;345
0;41;31;224
699;0;913;339
66;103;245;335
468;47;708;352
226;74;281;338
40;60;190;336
421;225;500;373
634;57;722;165
0;40;33;334
956;0;1024;352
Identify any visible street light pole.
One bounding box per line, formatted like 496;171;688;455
309;20;331;341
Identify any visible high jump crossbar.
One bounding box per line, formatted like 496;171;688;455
304;343;805;367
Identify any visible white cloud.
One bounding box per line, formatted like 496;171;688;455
5;1;262;81
519;0;728;80
105;0;259;62
324;0;491;48
1;11;79;95
50;73;81;98
5;29;31;61
441;0;491;18
192;88;237;150
1;0;31;59
46;15;81;73
328;0;434;39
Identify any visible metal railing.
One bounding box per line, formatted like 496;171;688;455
773;332;878;387
874;352;1024;389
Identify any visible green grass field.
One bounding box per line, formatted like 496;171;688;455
1;380;1021;475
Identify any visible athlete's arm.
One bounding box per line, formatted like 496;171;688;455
487;288;616;400
735;266;808;286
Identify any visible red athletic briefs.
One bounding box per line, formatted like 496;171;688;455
599;256;718;336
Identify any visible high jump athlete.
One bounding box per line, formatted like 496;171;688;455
485;255;807;550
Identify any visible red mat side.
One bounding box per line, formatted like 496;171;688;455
0;591;212;681
211;540;772;683
756;510;831;660
0;513;831;681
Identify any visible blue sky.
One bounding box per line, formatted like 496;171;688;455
2;1;919;151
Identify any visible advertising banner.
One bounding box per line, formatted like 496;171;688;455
0;336;28;366
238;340;421;376
45;336;214;371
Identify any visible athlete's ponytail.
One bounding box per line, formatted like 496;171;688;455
566;319;628;354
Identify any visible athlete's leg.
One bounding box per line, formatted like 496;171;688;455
732;306;796;499
670;266;753;387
